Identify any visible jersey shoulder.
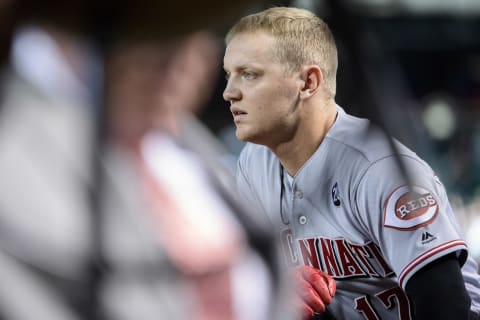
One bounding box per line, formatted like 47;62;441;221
327;106;418;164
238;142;277;172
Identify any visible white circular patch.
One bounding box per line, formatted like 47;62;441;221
384;185;439;230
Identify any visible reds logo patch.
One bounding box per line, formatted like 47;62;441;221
384;186;439;230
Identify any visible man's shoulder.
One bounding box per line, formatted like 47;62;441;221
328;107;417;164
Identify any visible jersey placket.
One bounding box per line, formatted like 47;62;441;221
280;165;306;228
280;165;293;225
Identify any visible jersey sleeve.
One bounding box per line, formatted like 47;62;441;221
353;154;468;289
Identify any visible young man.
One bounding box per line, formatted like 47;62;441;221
223;6;480;320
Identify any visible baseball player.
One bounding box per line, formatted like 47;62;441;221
223;6;480;320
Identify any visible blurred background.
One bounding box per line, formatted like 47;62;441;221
197;0;480;263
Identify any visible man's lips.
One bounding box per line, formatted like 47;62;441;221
232;111;247;115
230;107;247;120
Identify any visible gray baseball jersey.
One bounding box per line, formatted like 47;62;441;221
237;105;480;319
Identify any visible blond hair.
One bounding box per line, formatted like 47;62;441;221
226;7;338;98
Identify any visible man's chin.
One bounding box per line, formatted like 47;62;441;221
235;127;267;145
235;135;249;143
235;129;249;142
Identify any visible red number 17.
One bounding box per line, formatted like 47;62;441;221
354;286;412;319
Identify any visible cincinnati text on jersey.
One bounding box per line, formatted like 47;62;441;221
281;229;395;279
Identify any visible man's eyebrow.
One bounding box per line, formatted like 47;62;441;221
225;64;258;72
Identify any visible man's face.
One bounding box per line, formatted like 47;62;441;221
223;31;303;148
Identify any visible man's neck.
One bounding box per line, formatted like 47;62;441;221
273;100;337;176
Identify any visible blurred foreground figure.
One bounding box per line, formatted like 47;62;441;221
0;22;99;320
0;1;283;319
106;31;278;320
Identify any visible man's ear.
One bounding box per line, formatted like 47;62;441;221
299;65;322;99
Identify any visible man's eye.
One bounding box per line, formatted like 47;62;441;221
243;71;256;80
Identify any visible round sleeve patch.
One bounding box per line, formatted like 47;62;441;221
383;185;439;230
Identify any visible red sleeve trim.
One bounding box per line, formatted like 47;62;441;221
398;239;467;288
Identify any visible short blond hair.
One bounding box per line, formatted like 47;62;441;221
226;7;338;98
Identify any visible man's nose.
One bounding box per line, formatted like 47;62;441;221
223;80;241;102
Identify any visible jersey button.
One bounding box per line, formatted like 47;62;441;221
298;215;307;225
295;191;303;199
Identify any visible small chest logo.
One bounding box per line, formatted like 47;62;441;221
332;182;341;206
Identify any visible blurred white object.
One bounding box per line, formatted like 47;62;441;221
422;96;456;141
466;215;480;262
